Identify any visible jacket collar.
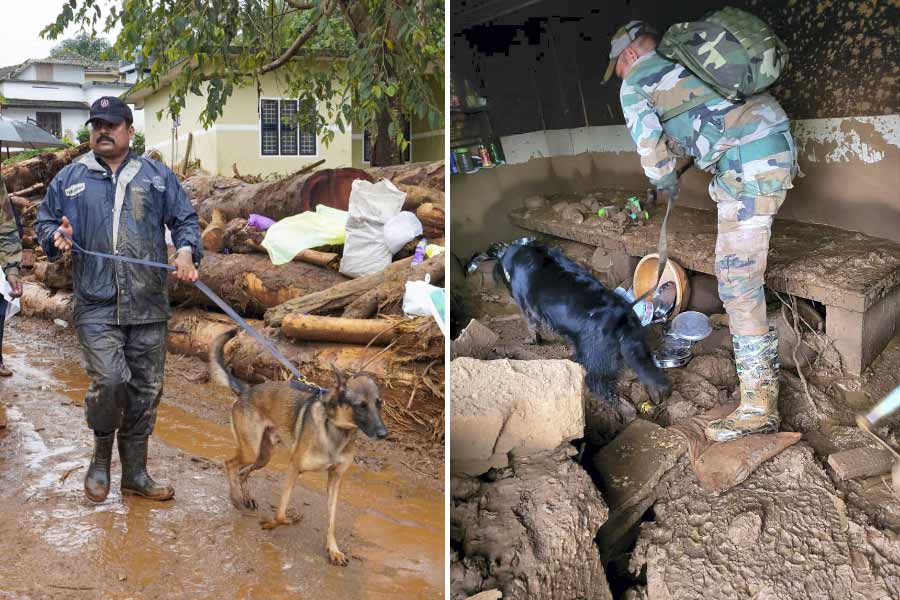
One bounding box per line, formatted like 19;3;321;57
76;150;137;174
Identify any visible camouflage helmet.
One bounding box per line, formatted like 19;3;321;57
602;20;659;83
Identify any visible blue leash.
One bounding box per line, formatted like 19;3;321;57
63;236;324;393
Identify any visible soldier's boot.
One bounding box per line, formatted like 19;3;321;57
84;431;115;502
119;435;174;501
706;328;780;442
0;363;11;377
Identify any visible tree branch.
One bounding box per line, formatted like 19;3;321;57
259;0;331;74
284;0;316;9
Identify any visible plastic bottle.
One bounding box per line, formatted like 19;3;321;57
412;239;428;266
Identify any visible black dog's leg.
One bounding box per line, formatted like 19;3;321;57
620;332;672;404
578;337;621;404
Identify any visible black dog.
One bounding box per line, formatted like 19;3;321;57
494;244;671;406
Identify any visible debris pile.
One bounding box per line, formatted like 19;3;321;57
451;215;900;599
3;147;446;444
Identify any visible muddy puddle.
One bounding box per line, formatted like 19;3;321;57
0;321;444;599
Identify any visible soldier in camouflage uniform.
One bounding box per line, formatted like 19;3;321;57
0;174;24;379
604;21;798;442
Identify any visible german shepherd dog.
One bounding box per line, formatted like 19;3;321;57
210;329;388;566
494;244;671;411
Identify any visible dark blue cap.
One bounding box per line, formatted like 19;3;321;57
86;96;133;126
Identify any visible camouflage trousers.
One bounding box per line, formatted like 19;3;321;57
710;131;797;336
76;322;167;436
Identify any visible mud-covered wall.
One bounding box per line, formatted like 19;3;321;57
450;0;900;259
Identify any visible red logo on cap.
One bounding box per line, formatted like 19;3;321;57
100;98;110;108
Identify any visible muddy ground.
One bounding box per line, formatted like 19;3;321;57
452;279;900;599
0;317;444;600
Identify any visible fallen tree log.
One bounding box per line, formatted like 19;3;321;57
222;218;264;253
33;257;72;290
266;254;444;325
416;202;445;239
398;184;444;212
282;314;398;345
8;181;45;198
366;160;444;191
1;143;90;193
19;281;72;321
221;217;338;267
201;209;227;253
166;309;253;358
342;254;446;319
186;167;374;222
169;252;348;317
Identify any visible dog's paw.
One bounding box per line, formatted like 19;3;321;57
328;548;349;567
242;498;258;511
260;518;284;530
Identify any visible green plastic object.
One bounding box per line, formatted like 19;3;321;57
261;205;348;265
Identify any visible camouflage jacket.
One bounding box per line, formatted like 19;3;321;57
620;50;791;190
0;175;23;278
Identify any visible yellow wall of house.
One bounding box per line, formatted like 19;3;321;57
215;76;352;177
140;70;352;176
142;88;218;174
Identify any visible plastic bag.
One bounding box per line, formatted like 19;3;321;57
261;205;348;266
383;211;423;254
0;271;21;320
248;214;276;231
403;274;441;317
339;179;406;278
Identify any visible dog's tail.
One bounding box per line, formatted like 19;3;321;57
210;329;248;396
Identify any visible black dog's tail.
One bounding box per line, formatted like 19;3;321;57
209;329;248;396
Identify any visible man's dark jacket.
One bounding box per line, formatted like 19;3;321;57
35;151;201;325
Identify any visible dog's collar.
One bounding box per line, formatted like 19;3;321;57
289;378;326;395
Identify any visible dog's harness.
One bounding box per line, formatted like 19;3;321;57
63;235;323;391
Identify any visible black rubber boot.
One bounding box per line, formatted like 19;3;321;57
84;431;115;503
118;436;174;501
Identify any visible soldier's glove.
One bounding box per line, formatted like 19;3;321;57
657;181;679;203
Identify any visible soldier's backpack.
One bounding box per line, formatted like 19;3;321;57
656;6;789;121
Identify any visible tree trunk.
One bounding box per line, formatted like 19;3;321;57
1;142;90;193
19;281;72;321
398;183;445;212
33;257;72;290
265;254;444;325
201;209;227;253
342;252;445;319
416;202;444;239
185;167;374;223
166;309;247;359
281;314;398;345
168;252;348;317
367;160;444;191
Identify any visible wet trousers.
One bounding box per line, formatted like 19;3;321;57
76;322;167;437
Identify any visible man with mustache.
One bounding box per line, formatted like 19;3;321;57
35;96;202;503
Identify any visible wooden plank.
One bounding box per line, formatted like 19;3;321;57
828;446;895;481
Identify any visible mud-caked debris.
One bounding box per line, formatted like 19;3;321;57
593;420;687;560
450;358;585;476
451;446;613;600
452;319;500;360
631;444;900;599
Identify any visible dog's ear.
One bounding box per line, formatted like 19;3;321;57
331;363;346;391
